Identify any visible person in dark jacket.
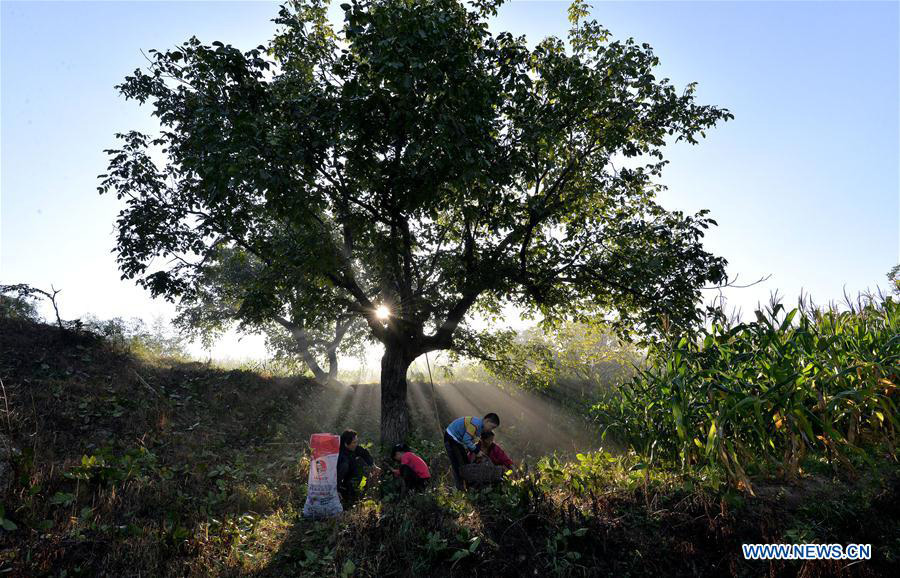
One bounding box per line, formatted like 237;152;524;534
336;429;379;504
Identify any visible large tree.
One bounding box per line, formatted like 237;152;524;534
100;0;731;445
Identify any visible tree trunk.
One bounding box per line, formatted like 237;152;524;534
275;317;333;384
325;318;352;384
295;337;330;383
380;345;413;447
326;353;338;383
290;338;338;384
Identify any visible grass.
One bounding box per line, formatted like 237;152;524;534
1;316;898;576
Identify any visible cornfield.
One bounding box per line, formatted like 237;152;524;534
593;295;899;492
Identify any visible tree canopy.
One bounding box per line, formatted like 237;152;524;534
100;0;732;444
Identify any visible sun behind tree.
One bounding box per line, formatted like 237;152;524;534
99;0;732;446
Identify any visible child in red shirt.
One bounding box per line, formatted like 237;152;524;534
391;444;431;493
468;431;514;468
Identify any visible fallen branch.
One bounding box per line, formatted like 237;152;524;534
0;378;11;436
133;371;162;398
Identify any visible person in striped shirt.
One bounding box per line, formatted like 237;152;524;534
443;413;500;490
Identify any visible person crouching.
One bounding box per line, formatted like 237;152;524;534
468;431;513;469
391;444;431;495
444;413;500;490
337;429;379;505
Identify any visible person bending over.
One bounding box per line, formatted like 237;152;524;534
336;429;379;505
390;444;431;494
468;431;514;469
443;413;499;490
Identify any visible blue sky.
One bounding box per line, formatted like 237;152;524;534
2;1;898;360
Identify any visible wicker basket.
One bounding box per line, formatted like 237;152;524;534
460;462;504;483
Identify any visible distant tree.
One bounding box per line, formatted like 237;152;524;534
173;244;369;382
0;284;64;329
100;0;731;445
888;264;900;295
469;321;642;402
0;290;40;322
80;314;188;358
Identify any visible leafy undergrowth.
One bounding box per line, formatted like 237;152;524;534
1;318;898;577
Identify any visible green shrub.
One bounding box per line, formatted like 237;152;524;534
592;296;899;489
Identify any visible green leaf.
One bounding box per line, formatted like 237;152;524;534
780;309;798;331
50;492;75;506
704;421;718;456
671;403;686;440
469;536;481;552
449;550;469;563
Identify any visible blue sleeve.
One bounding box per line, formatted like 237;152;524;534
446;417;462;441
447;417;479;451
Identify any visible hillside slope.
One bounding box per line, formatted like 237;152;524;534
0;318;898;576
0;317;322;575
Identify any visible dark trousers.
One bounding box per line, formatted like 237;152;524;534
444;431;469;490
399;464;429;492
